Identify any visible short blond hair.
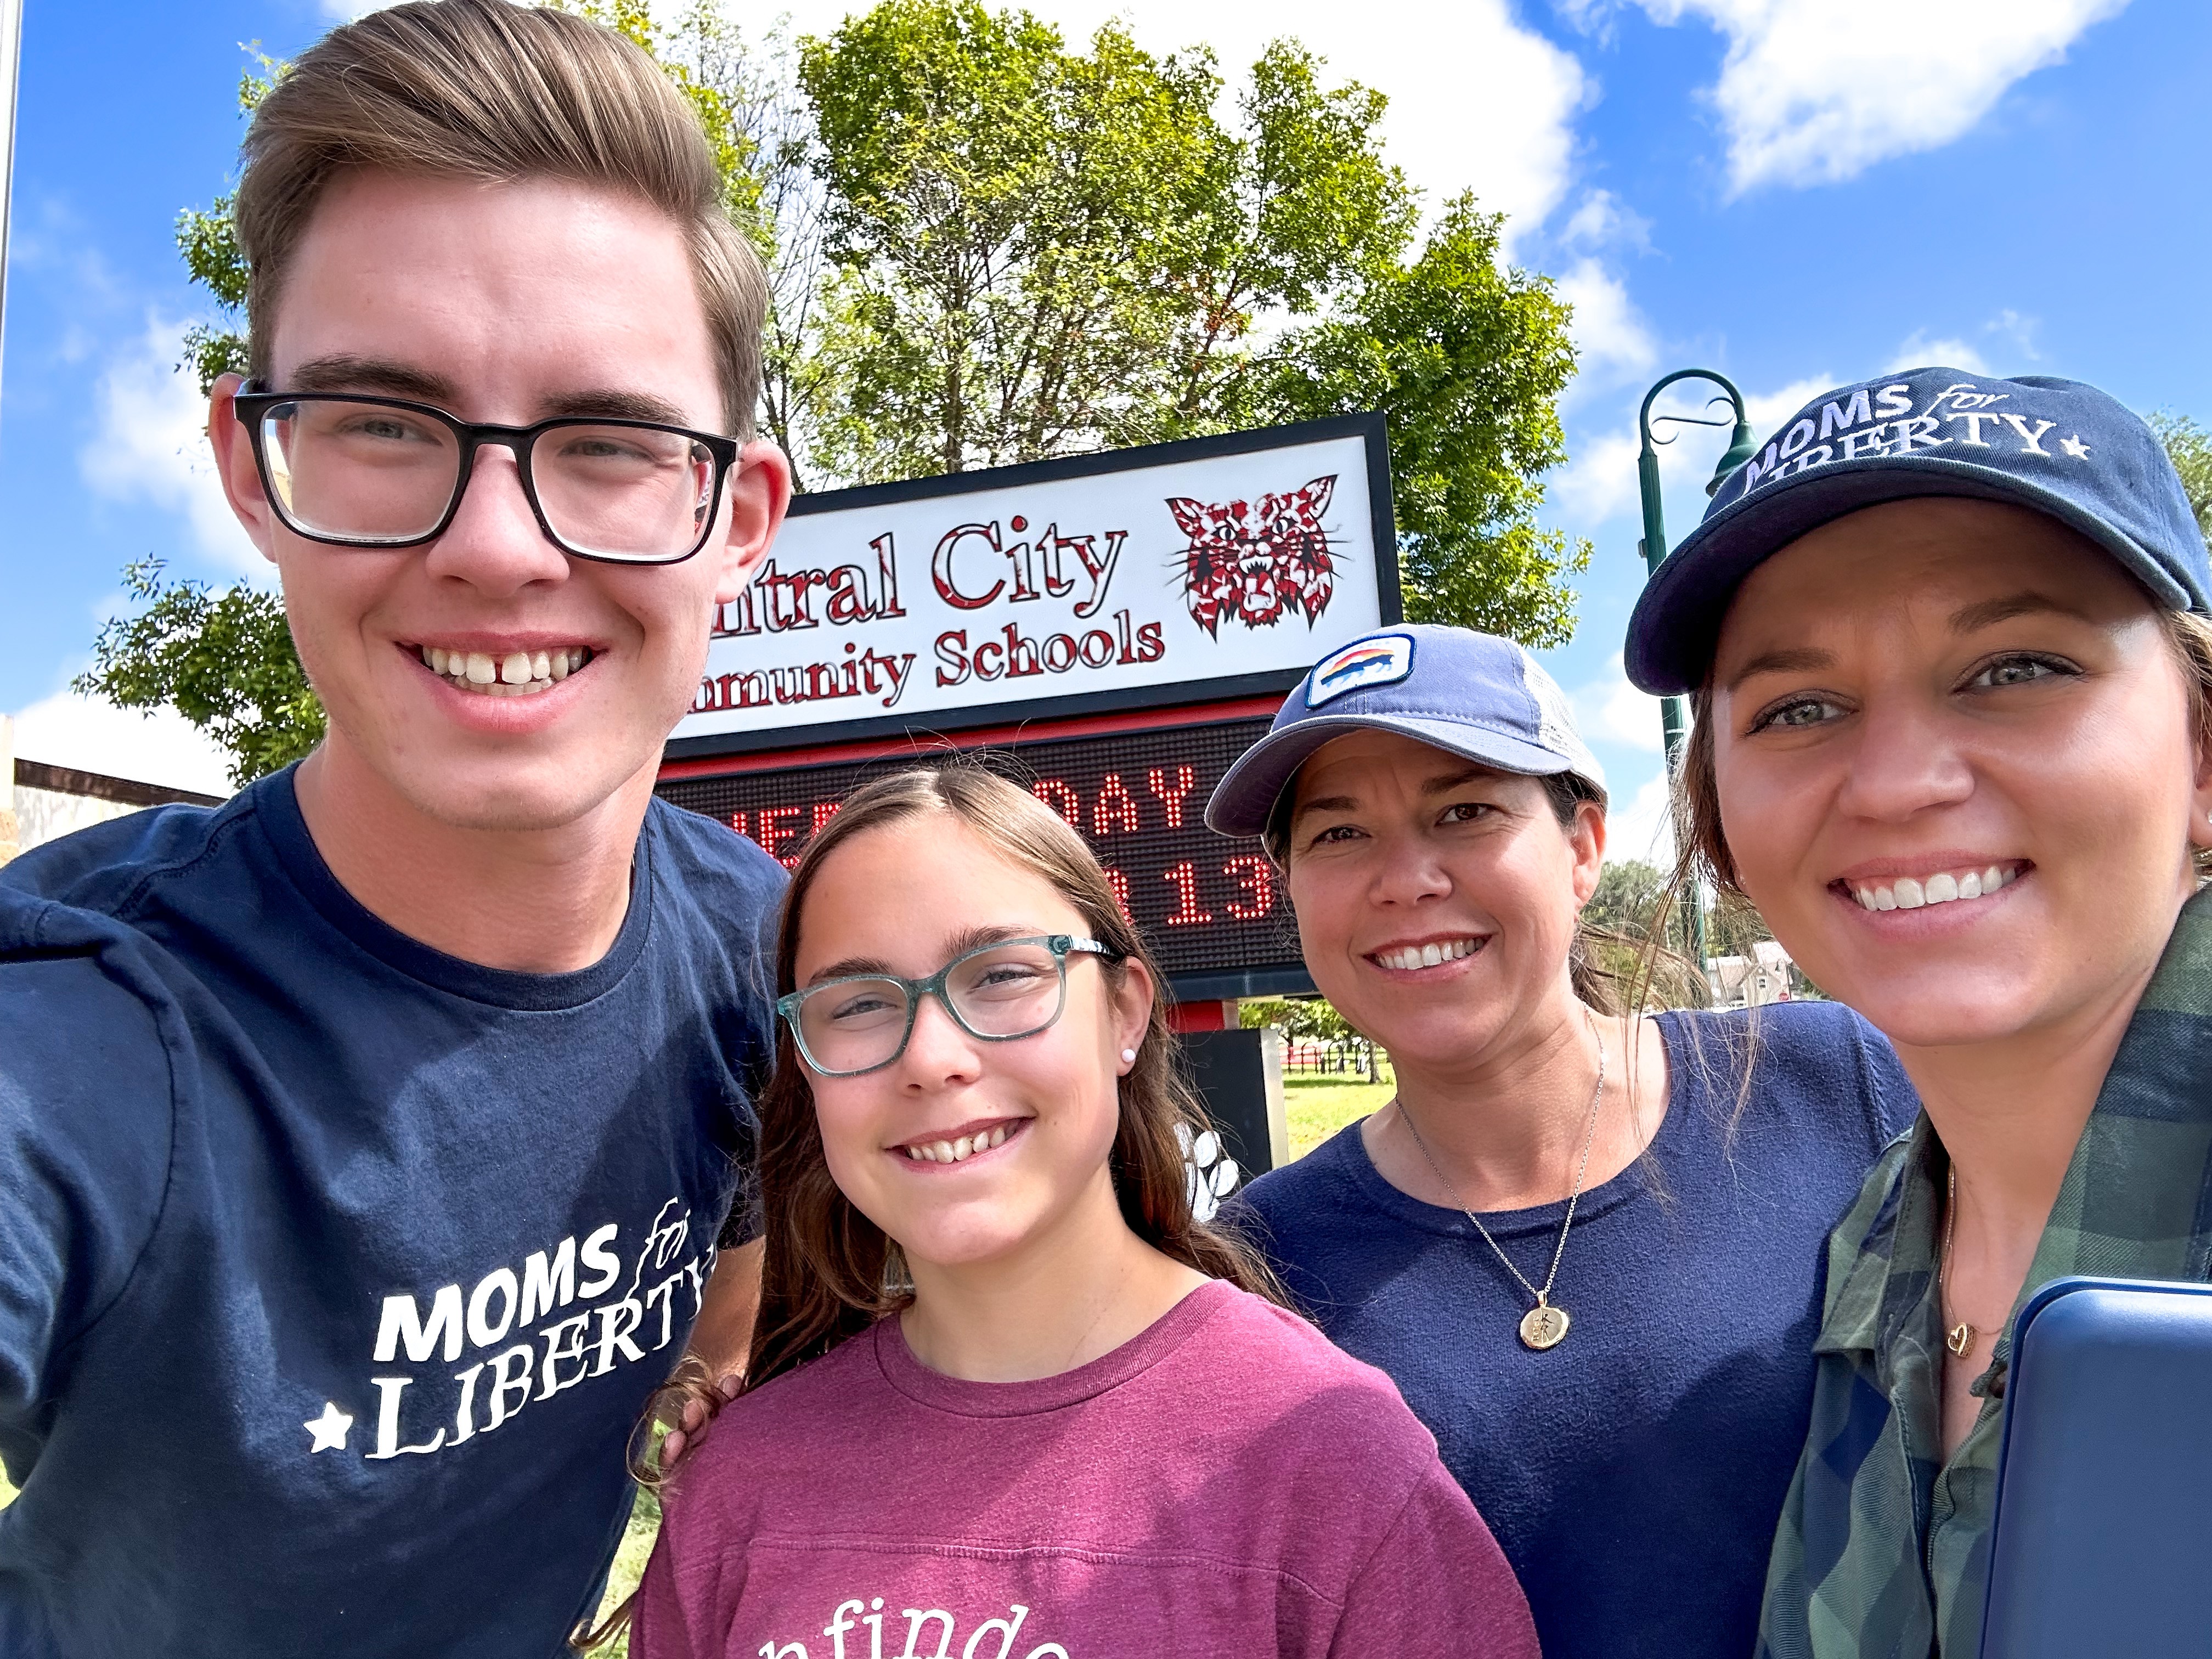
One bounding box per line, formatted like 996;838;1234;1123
234;0;765;437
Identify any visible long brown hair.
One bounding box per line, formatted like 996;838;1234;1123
743;764;1284;1380
686;770;1278;1417
575;764;1285;1650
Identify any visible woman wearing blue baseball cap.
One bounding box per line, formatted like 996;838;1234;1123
1623;367;2212;1659
1206;624;1917;1659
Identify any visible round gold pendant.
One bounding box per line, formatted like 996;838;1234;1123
1520;1304;1570;1351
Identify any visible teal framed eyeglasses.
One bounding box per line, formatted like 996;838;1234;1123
777;933;1118;1078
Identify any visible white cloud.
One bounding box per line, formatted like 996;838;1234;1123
1986;308;2040;360
1889;311;2041;376
772;0;1592;247
1556;257;1658;379
9;201;128;311
1573;652;1664;752
79;315;265;579
1602;768;1675;867
1633;0;2130;194
9;685;234;797
1560;188;1651;252
1553;422;1646;523
1350;0;1590;245
1890;331;1993;375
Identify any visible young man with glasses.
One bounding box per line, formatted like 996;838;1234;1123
0;4;791;1654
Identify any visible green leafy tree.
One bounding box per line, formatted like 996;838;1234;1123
797;3;1234;478
2152;412;2212;546
176;199;249;393
1240;995;1358;1043
104;1;1595;780
76;561;323;786
1583;857;1668;941
1578;856;1741;1009
176;54;280;393
1145;42;1413;435
795;2;1589;640
1708;888;1781;963
1239;995;1378;1078
1258;198;1583;642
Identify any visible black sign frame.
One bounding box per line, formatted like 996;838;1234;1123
664;412;1399;762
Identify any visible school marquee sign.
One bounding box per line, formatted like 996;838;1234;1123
668;414;1399;757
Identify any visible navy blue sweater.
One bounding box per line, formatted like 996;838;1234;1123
1234;1003;1916;1659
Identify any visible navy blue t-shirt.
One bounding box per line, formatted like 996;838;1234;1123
0;768;785;1657
1234;1003;1916;1659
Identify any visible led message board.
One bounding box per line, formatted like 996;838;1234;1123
667;414;1396;759
656;712;1307;998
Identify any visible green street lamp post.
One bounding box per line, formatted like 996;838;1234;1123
1635;369;1760;978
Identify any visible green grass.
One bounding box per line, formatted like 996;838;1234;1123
1283;1066;1394;1160
585;1484;660;1655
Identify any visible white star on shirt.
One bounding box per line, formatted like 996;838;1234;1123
2060;435;2091;459
304;1402;353;1453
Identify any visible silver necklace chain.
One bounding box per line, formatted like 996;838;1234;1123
1395;1007;1607;1313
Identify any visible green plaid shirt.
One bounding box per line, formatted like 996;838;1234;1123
1758;888;2212;1659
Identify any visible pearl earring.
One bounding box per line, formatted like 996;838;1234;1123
1121;1048;1138;1064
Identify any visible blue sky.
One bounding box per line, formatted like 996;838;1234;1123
3;0;2205;852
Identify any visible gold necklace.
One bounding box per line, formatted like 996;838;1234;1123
1942;1165;1977;1358
1396;1007;1607;1352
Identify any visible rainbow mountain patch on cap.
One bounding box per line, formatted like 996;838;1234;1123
1308;633;1414;706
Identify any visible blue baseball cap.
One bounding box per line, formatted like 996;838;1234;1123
1624;366;2212;695
1204;624;1605;838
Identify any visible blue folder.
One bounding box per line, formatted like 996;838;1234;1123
1981;1275;2212;1657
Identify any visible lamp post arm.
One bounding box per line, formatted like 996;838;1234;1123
1637;368;1754;529
1632;368;1754;989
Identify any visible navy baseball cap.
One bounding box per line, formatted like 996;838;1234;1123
1205;624;1604;838
1624;366;2212;695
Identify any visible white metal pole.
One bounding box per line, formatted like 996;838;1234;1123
0;0;25;387
0;4;21;860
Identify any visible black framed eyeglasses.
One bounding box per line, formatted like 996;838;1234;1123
777;934;1119;1079
232;387;741;566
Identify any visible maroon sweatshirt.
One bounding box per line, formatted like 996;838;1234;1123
633;1278;1539;1659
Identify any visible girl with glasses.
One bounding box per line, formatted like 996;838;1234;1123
610;766;1538;1659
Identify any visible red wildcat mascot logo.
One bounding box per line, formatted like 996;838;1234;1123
1166;475;1337;637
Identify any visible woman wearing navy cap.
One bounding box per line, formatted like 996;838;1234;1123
1621;367;2212;1659
1209;623;1917;1659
